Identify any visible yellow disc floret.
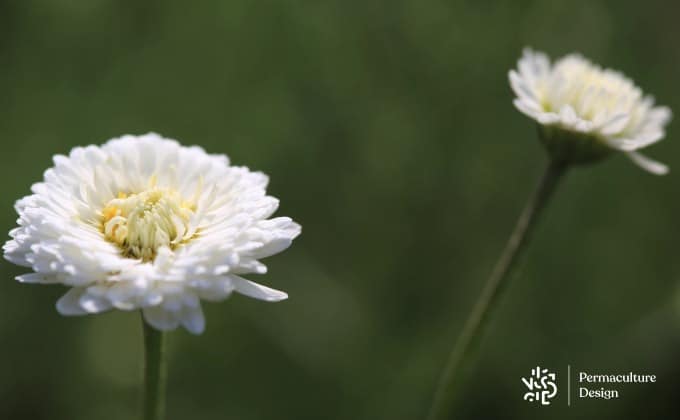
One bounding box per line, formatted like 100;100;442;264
101;188;196;261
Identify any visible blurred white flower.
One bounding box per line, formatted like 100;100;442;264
509;48;671;174
3;134;300;334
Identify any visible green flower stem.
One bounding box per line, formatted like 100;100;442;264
426;159;568;420
142;315;167;420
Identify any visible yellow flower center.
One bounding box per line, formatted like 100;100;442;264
101;189;196;261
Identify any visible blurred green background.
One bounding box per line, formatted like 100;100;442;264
1;0;680;419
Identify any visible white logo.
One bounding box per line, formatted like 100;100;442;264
522;366;558;405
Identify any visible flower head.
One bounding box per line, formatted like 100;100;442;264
3;134;301;334
509;48;671;174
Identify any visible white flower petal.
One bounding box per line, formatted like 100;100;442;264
599;113;630;136
143;306;181;331
535;112;560;125
509;70;537;101
232;276;288;302
190;277;235;301
626;151;669;175
16;273;58;284
513;98;542;119
647;106;672;127
629;131;665;149
79;292;113;314
518;48;550;82
558;105;579;127
179;305;205;335
56;288;88;315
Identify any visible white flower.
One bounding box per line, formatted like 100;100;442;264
509;48;671;174
3;134;301;334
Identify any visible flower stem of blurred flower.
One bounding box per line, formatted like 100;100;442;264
426;159;568;420
143;315;167;420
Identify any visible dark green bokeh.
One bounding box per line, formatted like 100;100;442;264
1;1;679;419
